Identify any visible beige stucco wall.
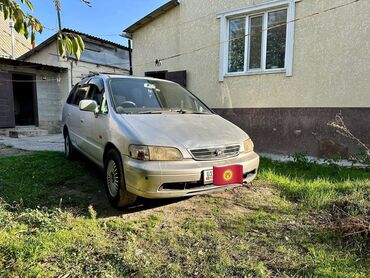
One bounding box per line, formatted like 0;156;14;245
132;0;370;108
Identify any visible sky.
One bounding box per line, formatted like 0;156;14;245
29;0;168;47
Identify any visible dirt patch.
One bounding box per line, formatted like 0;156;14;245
0;144;32;157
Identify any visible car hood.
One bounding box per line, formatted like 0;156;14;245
120;113;248;149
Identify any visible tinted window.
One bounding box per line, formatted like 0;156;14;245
87;84;103;106
73;86;89;106
66;84;78;104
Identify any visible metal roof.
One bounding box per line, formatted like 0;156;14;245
123;0;180;34
18;28;129;61
0;57;67;72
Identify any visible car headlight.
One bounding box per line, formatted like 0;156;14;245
243;139;254;153
129;145;183;161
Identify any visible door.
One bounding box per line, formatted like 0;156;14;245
165;71;187;87
145;70;187;87
68;85;90;149
79;78;107;165
12;73;38;126
0;73;15;128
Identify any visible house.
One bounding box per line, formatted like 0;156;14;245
123;0;370;158
0;58;68;135
0;18;32;58
0;29;130;136
19;28;130;90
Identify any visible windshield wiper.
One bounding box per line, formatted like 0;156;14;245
173;109;208;114
136;111;163;114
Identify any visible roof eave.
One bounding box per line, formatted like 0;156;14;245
0;57;68;72
18;28;129;61
123;0;179;34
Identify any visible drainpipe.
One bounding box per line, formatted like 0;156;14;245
121;32;133;75
9;20;16;59
128;39;133;76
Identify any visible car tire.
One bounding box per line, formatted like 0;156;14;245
104;149;137;208
64;131;76;160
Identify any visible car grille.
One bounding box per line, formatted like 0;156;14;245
189;144;240;161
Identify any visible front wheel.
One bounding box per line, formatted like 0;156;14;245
105;149;137;208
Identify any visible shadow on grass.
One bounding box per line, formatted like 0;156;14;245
0;151;191;218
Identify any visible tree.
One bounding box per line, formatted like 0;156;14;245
0;0;85;59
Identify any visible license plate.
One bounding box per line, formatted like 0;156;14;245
203;169;213;184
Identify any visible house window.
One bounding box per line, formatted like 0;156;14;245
227;9;288;73
266;10;288;70
228;18;246;73
219;0;296;80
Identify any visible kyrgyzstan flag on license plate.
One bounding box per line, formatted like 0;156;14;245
213;165;243;186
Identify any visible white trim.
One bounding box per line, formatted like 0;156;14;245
225;68;286;77
244;16;249;72
218;0;297;81
262;12;268;71
285;0;296;76
217;0;300;18
219;16;227;82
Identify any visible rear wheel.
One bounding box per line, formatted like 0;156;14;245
105;149;137;208
64;131;75;160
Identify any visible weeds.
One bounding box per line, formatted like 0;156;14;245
328;112;370;166
0;152;369;277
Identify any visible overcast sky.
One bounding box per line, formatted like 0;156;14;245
30;0;168;46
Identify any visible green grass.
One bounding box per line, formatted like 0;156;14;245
0;152;369;277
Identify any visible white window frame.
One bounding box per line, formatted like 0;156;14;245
218;0;297;81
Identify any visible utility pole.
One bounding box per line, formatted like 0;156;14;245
54;0;62;32
9;20;16;59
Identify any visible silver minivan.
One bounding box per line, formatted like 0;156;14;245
62;74;259;208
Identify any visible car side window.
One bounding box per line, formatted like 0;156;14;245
73;86;89;106
66;84;78;104
88;77;108;114
87;84;103;106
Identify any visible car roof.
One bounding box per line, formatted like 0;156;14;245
80;74;176;85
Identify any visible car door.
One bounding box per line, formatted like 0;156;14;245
79;77;108;165
68;85;90;150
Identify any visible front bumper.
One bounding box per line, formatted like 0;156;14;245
123;151;259;199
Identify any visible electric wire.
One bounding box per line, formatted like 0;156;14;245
131;0;361;68
0;0;362;81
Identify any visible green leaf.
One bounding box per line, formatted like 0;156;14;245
3;6;9;19
30;31;35;43
72;36;79;54
24;0;34;11
65;36;73;55
23;21;28;38
76;35;85;51
75;47;81;61
57;34;65;56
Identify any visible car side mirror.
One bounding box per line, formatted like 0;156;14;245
79;100;98;112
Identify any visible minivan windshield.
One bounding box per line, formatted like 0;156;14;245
108;78;212;114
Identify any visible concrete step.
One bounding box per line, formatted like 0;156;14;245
0;126;49;138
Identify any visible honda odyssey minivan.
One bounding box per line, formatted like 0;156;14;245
62;74;259;208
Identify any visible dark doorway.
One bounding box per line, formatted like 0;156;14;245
12;73;38;126
145;70;167;79
0;72;15;128
145;70;187;88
